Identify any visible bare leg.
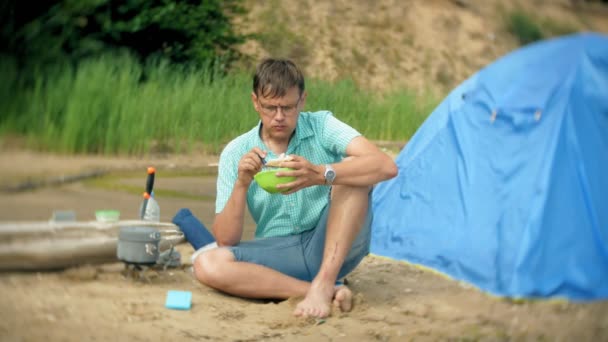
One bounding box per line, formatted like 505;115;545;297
194;248;353;313
194;184;368;317
193;248;309;299
294;184;370;318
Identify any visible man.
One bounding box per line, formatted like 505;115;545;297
193;58;397;318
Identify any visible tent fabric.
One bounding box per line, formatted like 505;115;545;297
370;33;608;300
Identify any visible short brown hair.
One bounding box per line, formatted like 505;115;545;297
253;58;305;98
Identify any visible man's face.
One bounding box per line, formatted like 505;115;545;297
252;86;306;142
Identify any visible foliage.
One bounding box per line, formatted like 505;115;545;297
507;11;544;45
254;0;309;66
0;0;247;71
0;53;435;155
506;9;582;47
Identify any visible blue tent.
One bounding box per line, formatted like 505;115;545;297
371;33;608;300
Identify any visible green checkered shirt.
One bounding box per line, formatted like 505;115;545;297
216;111;361;238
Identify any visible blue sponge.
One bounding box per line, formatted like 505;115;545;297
165;290;192;310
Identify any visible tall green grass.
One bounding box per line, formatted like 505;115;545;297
0;53;437;155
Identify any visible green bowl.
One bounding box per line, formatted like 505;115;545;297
254;168;296;194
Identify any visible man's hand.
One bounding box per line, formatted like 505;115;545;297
237;147;266;187
274;155;324;194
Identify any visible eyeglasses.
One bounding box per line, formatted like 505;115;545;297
257;96;302;117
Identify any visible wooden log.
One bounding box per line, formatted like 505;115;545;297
0;220;185;271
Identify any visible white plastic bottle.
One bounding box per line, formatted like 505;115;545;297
141;192;161;222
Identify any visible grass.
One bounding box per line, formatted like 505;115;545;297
0;52;437;155
255;0;310;65
506;9;581;46
507;10;544;45
541;17;579;37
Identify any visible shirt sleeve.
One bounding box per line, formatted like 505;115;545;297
320;112;362;157
215;142;241;214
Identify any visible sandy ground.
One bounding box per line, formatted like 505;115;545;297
0;150;607;341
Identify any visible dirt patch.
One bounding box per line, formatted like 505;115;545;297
236;0;608;96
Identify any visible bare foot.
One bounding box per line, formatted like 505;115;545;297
293;281;334;318
332;286;353;313
293;283;354;318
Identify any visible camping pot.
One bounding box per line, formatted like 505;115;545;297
117;226;161;265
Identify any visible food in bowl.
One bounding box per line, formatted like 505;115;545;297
264;154;294;168
254;168;296;194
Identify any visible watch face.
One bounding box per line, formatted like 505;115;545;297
325;167;336;184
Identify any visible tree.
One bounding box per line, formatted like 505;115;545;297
0;0;247;70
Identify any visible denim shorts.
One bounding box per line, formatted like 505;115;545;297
227;192;372;282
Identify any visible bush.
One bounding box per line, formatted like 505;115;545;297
0;0;247;72
507;11;544;45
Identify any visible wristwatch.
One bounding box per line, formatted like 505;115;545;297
324;164;336;185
